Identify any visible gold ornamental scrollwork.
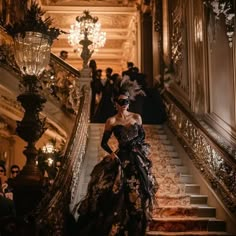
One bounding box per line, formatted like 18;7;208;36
165;95;236;212
169;0;189;93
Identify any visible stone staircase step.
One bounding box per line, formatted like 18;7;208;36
167;151;179;158
149;218;226;232
74;124;233;236
144;124;164;129
190;195;208;205
161;139;172;145
180;174;193;183
169;157;182;165
158;134;168;140
164;145;176;152
185;184;201;194
153;205;216;218
175;165;189;174
194;205;216;218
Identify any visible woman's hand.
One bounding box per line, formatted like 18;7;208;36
110;152;118;160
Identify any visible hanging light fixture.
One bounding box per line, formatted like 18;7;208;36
68;10;106;69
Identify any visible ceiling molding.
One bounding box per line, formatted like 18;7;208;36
42;0;140;73
43;6;137;14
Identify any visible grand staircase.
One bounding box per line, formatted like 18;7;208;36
73;123;235;236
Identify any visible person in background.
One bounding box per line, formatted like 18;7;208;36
93;68;117;123
0;164;13;200
122;61;135;79
89;59;98;120
7;164;20;194
9;165;20;180
90;69;104;122
0;164;6;176
89;59;97;80
0;164;7;185
102;67;113;85
0;179;16;235
60;50;68;60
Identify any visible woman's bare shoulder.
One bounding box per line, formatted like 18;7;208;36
105;115;117;130
131;112;142;125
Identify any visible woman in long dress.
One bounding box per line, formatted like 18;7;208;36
75;77;158;236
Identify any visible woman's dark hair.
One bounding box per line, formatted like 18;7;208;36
10;165;20;171
89;59;97;70
106;67;113;74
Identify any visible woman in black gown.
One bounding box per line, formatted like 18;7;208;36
75;77;158;236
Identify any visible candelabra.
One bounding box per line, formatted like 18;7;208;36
12;31;51;216
0;1;62;224
68;10;106;71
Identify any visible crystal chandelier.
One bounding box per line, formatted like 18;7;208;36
68;10;106;68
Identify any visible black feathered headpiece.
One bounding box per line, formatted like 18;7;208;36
113;75;145;101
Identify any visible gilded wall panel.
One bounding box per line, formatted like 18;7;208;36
166;0;190;107
191;1;206;114
169;0;189;96
204;1;236;141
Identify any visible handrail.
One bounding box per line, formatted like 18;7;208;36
163;91;236;213
50;53;81;78
164;91;236;166
35;83;91;234
0;36;81;114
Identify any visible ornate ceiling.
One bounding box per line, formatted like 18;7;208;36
41;0;146;74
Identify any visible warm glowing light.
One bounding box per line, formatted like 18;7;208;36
47;157;54;166
68;10;106;54
42;143;55;153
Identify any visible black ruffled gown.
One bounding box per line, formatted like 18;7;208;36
75;123;158;236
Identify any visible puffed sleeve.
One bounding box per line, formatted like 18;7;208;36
101;130;113;154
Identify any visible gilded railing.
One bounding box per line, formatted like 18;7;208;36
163;92;236;214
0;30;81;114
40;53;81;114
35;81;91;234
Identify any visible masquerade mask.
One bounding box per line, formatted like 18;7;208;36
117;98;129;106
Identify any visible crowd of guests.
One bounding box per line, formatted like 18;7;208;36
89;60;148;123
0;164;20;232
55;52;166;123
0;164;20;199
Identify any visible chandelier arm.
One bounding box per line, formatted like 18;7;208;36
68;10;106;69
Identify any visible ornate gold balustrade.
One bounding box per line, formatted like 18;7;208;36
35;82;91;234
0;29;81;114
41;53;81;114
1;27;92;234
163;92;236;214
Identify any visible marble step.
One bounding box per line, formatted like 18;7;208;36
190;195;208;205
153;205;216;218
157;134;168;140
83;124;231;236
149;218;226;232
161;139;172;145
185;184;201;194
175;165;189;174
164;145;176;152
169;157;182;165
167;151;179;158
180;174;193;183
